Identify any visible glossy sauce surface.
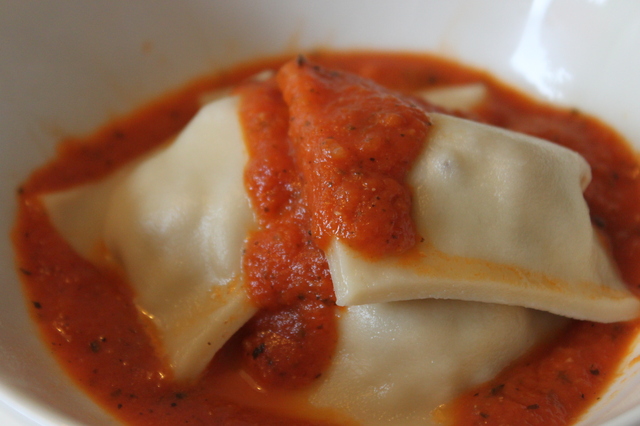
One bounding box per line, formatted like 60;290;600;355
13;52;640;425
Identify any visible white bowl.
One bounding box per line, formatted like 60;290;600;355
1;1;640;425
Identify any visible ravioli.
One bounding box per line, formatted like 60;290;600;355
42;96;257;380
327;113;640;322
41;78;637;392
309;300;566;426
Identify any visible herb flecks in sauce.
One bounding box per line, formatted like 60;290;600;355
277;58;434;257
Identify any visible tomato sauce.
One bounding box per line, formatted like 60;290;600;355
12;52;640;426
277;57;433;257
238;76;338;389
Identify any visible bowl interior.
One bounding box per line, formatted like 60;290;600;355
1;1;640;424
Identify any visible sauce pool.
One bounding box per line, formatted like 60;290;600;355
12;52;640;425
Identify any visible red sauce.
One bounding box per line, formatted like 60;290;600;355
446;321;640;425
12;52;640;426
238;76;338;389
277;57;433;257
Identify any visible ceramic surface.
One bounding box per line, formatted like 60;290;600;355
1;1;639;424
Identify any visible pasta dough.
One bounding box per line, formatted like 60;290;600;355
42;96;257;380
327;113;640;322
309;300;565;426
